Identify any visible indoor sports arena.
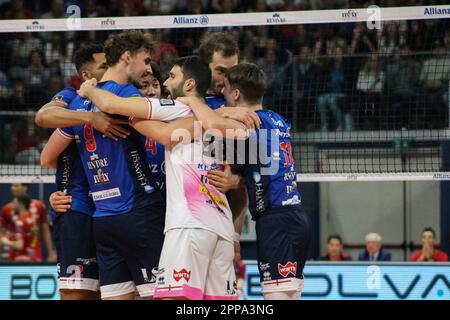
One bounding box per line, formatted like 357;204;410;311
0;0;449;301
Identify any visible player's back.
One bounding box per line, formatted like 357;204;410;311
242;109;302;219
61;81;162;217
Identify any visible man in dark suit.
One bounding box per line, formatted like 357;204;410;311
358;233;392;261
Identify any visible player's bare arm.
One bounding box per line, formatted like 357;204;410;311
35;103;130;141
216;106;261;130
78;78;191;121
177;96;249;138
40;130;74;169
132;118;197;147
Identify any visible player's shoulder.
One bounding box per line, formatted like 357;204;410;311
257;109;291;128
97;80;140;96
51;87;77;104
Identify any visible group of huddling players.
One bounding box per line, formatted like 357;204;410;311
35;30;311;300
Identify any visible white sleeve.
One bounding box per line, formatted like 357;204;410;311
147;98;193;121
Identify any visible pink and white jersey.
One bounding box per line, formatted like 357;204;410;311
164;141;234;242
148;99;234;242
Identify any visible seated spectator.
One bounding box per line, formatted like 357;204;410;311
319;235;352;261
318;46;352;131
410;227;449;262
358;232;392;261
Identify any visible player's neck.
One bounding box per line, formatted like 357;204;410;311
101;66;129;84
237;102;262;111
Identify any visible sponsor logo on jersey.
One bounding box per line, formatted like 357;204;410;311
282;195;301;206
278;262;297;278
159;99;176;106
130;149;154;193
173;269;191;282
272;151;281;161
52;95;64;103
199;184;228;208
286;181;297;194
259;262;270;271
88;153;109;170
93;169;110;185
92;188;121;201
75;257;97;265
263;271;272;281
226;280;237;295
284;171;296;181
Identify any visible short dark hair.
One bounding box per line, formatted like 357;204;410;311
173;56;211;97
422;227;436;239
327;235;343;244
72;44;104;74
225;63;267;104
150;61;163;86
198;32;239;64
104;30;153;67
15;194;31;211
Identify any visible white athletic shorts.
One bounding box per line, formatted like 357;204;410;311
153;228;238;300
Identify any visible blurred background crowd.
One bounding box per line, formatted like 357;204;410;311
0;0;449;166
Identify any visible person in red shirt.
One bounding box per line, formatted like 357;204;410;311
0;194;42;262
319;235;353;261
410;227;449;262
1;183;56;262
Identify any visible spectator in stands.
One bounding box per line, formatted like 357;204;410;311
0;70;12;99
319;235;352;261
4;0;35;19
211;0;239;13
9;33;43;68
144;0;163;15
410;227;449;262
23;50;51;104
1;81;27;110
356;54;385;94
318;46;352;131
45;33;76;86
358;232;392;261
256;47;283;84
40;0;66;19
385;45;421;128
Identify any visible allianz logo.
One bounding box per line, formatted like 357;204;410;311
173;16;209;25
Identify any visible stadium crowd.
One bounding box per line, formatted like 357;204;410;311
0;0;449;164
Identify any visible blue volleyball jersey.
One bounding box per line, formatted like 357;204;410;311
240;109;301;219
205;94;226;110
59;81;161;217
52;87;95;216
144;137;166;192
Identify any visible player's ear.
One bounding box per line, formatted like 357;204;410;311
234;88;241;101
185;78;195;93
81;69;90;82
122;51;131;64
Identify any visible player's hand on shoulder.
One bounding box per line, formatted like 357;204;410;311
49;191;72;213
222;107;261;130
91;112;130;141
77;78;98;98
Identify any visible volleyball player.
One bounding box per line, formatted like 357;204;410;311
220;63;312;300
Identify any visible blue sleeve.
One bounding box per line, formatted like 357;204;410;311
51;87;77;105
120;84;143;98
59;126;75;137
